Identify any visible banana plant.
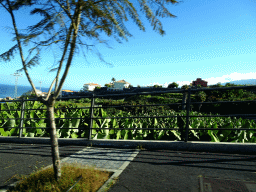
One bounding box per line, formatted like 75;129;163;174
55;103;82;138
1;97;256;143
0;102;17;129
91;108;112;139
236;120;255;143
22;100;47;137
0;102;20;136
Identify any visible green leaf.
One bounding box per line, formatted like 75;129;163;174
6;119;16;129
116;130;122;140
70;112;81;130
36;128;44;136
30;110;35;120
171;130;181;140
157;130;166;140
0;128;9;136
189;124;200;140
109;129;115;135
22;128;28;137
124;130;129;140
4;112;16;130
70;132;79;138
93;131;106;139
9;128;19;136
153;117;158;127
134;134;144;140
208;130;220;142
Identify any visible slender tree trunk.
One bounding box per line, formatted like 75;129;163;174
47;96;61;182
46;1;83;182
5;0;39;97
53;1;83;98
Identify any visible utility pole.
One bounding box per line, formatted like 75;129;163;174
10;71;23;99
39;74;42;91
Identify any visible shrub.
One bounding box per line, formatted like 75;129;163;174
168;82;179;89
78;98;91;103
124;94;149;102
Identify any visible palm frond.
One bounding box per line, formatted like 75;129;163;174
16;48;41;73
0;44;19;62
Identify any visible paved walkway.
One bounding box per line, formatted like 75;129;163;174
1;143;256;192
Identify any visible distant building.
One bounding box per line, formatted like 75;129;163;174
5;97;13;100
108;79;131;90
82;83;101;91
80;79;132;92
21;89;45;97
192;78;208;87
61;90;77;97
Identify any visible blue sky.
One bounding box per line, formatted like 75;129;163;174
0;0;256;92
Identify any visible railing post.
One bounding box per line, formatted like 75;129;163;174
88;94;95;140
19;97;26;138
181;90;188;111
177;114;186;141
184;88;191;142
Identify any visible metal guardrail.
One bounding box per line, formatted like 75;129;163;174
0;85;256;142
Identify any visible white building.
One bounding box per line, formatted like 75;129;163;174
80;79;132;92
22;89;45;97
108;79;131;90
82;82;101;91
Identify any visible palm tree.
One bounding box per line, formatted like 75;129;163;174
111;77;116;88
0;0;182;182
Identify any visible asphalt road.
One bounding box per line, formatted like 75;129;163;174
1;142;256;192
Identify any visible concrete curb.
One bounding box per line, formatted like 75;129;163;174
1;136;256;154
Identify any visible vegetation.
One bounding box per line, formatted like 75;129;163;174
104;84;113;88
168;82;179;89
2;83;256;191
111;77;116;88
2;83;256;142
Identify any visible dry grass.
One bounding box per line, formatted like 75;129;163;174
6;144;146;192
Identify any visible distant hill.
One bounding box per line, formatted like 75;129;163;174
219;79;256;86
